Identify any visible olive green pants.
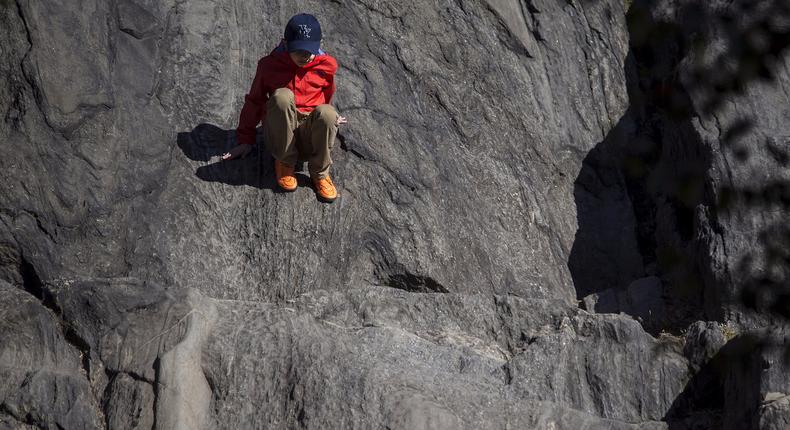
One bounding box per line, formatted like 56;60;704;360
264;87;338;178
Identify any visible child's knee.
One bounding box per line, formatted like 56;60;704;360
314;104;337;127
271;88;295;108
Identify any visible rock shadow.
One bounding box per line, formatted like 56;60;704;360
664;333;767;430
568;49;668;333
176;123;314;191
569;0;715;334
568;95;645;300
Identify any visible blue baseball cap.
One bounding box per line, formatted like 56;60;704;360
284;14;322;55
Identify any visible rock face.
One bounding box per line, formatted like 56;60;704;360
1;0;633;304
611;0;790;328
0;281;103;429
0;0;788;429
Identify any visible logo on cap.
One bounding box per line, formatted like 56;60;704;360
298;24;312;39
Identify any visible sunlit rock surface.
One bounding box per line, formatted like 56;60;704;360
1;0;788;428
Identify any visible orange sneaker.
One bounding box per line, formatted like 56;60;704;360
274;160;297;192
312;175;338;202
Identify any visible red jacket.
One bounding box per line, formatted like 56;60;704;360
236;43;338;145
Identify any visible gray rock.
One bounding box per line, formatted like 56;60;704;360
760;393;790;430
0;0;634;305
683;321;727;369
0;280;102;429
1;273;685;429
203;287;679;428
612;0;790;327
155;290;217;430
103;373;156;430
508;312;688;422
0;0;788;428
15;0;113;134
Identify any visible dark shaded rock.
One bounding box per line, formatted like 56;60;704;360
16;0;113;134
581;276;666;332
616;0;790;327
683;321;727;369
571;118;646;297
722;329;790;430
625;277;665;325
0;274;217;428
568;0;790;338
46;277;192;383
117;0;162;39
665;327;790;430
103;373;156;430
0;280;102;429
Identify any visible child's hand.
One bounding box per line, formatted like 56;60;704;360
221;144;253;160
336;115;347;126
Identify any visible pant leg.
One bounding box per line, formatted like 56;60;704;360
294;111;312;162
264;88;300;166
302;104;338;178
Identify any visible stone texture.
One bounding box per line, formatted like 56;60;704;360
508;313;688;422
0;0;634;304
202;287;681;429
683;321;727;369
760;394;790;430
0;274;685;429
614;0;790;327
0;0;788;428
0;280;103;429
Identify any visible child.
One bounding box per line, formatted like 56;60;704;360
223;13;347;203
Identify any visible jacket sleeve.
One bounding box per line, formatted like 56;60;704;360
236;60;268;146
323;73;336;105
322;57;338;104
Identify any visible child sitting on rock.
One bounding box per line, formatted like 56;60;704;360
222;13;347;203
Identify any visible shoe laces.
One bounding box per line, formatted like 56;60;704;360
316;176;334;192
